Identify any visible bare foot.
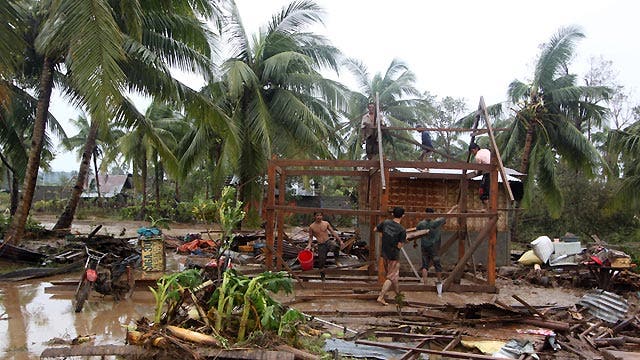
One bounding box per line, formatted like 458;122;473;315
376;297;388;306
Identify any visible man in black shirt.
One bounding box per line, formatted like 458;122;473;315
375;207;406;305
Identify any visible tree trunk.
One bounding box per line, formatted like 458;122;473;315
520;126;534;174
154;153;161;214
93;149;101;199
53;119;100;231
10;171;19;216
4;57;55;245
137;153;147;221
174;180;180;202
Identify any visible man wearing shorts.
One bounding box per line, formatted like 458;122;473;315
416;205;457;285
306;211;342;280
375;207;406;305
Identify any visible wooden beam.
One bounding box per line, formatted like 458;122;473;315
265;162;276;269
375;93;386;190
479;97;514;202
270;158;492;172
356;340;510;360
383;126;509;132
285;169;369;177
487;155;498;286
443;216;498;290
269;205;497;219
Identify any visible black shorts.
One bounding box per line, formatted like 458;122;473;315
421;243;442;272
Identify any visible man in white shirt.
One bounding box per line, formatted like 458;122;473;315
469;143;491;206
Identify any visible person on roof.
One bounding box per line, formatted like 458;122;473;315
469;142;491;207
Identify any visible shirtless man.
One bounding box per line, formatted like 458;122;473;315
306;211;343;280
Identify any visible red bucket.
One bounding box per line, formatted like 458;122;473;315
297;250;314;271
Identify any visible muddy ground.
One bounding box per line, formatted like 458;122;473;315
1;215;637;359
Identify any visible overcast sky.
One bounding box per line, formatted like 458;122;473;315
49;0;640;171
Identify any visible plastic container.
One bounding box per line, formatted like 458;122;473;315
531;236;553;264
298;250;314;271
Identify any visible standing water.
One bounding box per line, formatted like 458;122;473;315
0;274;154;359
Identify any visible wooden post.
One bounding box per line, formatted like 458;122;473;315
370;173;382;281
479;97;514;202
265;162;276;270
443;217;497;290
458;172;468;265
487;155;499;286
276;168;286;270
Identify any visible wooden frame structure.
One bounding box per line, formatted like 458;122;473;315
264;97;514;292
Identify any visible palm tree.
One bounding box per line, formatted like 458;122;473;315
607;120;640;212
118;101;183;220
0;82;67;212
193;0;347;208
0;0;26;104
51;0;226;231
342;58;421;160
502;26;610;217
4;0;127;244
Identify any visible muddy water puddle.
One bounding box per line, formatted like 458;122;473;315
0;275;155;360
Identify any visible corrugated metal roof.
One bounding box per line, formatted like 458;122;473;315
394;167;523;182
578;290;629;323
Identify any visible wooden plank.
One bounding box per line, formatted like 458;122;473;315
270;205;497;219
277;170;286;270
479;97;514;202
41;345;148;358
375;93;386;190
443;217;498;290
488;156;498;286
285;169;369;177
270;158;492;172
266;160;276;270
512;294;546;319
382;126;509;132
356;339;510;360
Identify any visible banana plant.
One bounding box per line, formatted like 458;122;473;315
149;269;203;324
237;271;294;342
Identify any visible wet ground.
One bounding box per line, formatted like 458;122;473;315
0;215;597;359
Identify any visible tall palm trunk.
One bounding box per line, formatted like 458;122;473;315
520;125;535;174
53;119;100;231
154;158;163;214
10;171;19;216
137;152;147;221
93;149;101;199
4;57;55;245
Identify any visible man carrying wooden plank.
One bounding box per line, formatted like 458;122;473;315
375;207;406;305
416;205;458;286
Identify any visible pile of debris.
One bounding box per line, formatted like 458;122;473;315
512;234;639;292
312;291;640;359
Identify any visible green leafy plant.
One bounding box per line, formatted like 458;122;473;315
148;215;170;230
148;269;203;324
213;186;245;257
208;270;295;342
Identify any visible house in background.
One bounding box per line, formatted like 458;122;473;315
83;174;134;200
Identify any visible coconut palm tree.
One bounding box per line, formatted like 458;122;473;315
4;0;127;244
342;58;421;160
607;120;640;212
51;0;227;231
0;0;26;104
193;0;347;208
118;101;184;220
0;84;65;214
502;26;610;217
